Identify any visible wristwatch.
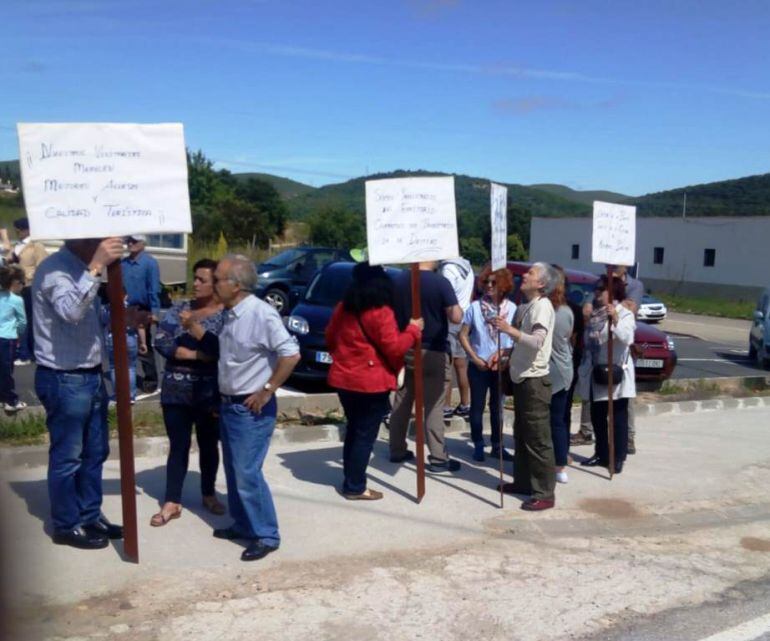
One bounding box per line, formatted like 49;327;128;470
263;382;274;392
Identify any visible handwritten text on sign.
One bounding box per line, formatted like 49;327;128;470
490;182;508;271
17;123;192;240
591;200;636;266
365;176;458;265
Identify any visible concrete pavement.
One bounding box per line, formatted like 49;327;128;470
661;311;752;347
3;401;770;641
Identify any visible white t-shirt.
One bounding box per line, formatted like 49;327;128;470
440;258;474;312
509;296;555;383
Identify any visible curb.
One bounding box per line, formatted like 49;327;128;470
2;396;770;470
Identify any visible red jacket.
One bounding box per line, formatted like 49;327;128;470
325;303;420;393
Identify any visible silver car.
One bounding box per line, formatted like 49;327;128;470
749;288;770;370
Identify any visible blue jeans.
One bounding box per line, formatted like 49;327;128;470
106;332;138;400
0;337;18;405
338;389;390;495
35;367;109;531
467;361;502;447
550;389;570;467
219;398;279;547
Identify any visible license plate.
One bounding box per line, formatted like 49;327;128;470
315;351;333;364
636;358;663;368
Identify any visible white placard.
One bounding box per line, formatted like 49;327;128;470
17;123;192;240
365;176;458;265
591;200;636;266
490;182;508;271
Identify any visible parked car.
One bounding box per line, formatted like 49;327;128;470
255;247;354;314
749;287;770;370
284;262;403;381
637;294;668;323
506;262;678;383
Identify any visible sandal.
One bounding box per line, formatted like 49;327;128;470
342;488;383;501
202;495;226;515
150;504;182;527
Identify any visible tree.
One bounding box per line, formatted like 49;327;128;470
235;177;288;238
507;234;527;260
307;206;365;248
218;193;271;248
459;237;488;267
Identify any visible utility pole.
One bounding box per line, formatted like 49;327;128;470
682;192;687;218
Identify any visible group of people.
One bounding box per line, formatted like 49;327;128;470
28;232;644;565
325;259;642;511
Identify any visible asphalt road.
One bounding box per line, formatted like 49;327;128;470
8;313;768;407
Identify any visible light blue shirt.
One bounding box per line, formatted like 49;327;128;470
32;246;104;369
121;250;161;315
462;299;516;361
0;291;26;340
218;295;299;396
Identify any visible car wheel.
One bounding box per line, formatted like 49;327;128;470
264;288;289;314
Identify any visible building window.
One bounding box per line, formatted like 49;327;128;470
653;247;664;264
704;248;716;267
571;244;579;260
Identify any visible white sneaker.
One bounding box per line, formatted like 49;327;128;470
135;390;160;401
556;471;569;484
3;401;27;412
13;359;31;366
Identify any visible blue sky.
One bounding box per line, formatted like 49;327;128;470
3;0;769;195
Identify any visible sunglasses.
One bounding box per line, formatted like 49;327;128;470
484;279;497;286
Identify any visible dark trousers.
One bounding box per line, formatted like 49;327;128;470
550;389;570;467
467;362;502;447
162;404;220;503
0;338;18;404
17;287;33;361
591;397;629;464
35;367;109;531
138;323;158;392
338;389;390;495
512;376;556;501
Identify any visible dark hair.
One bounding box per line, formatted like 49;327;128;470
342;262;394;314
596;274;626;303
193;258;218;273
13;217;29;231
0;265;25;290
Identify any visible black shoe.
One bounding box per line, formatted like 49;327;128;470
389;450;415;463
614;460;624;474
581;455;607;467
428;459;461;473
82;516;123;540
490;447;515;462
627;441;636;455
53;526;109;550
453;404;470;419
241;540;279;562
213;526;251;540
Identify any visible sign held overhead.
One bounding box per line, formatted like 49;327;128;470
591;200;636;267
17;123;192;240
490;182;507;271
365;176;458;266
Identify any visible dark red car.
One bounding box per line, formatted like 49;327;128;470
506;262;678;383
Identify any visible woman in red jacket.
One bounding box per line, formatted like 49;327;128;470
326;262;423;500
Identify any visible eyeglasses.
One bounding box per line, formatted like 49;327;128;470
126;238;139;244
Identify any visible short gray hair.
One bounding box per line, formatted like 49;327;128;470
532;261;558;296
222;254;258;291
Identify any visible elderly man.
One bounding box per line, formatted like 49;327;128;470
493;262;557;511
211;255;299;562
33;237;125;548
121;234;161;395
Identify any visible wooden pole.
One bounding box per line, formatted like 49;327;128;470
411;264;426;502
606;265;615;481
496;305;504;509
107;262;139;562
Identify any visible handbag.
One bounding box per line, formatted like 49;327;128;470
357;316;406;389
592;350;630;386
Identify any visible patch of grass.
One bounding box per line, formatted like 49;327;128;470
656;293;754;320
0;412;48;445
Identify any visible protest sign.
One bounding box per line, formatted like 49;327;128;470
17;123;191;240
591;200;636;267
365;176;458;266
490;182;507;271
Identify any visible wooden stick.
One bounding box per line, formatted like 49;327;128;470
411;264;426;502
496;305;504;509
107;262;139;562
606;266;615;481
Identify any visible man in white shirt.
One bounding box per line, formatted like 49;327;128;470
439;257;475;419
212;255;300;562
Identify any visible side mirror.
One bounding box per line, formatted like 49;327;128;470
754;310;765;322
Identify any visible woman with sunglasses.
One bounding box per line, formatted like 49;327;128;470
577;274;636;474
458;265;516;462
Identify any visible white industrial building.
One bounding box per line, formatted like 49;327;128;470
529;216;770;299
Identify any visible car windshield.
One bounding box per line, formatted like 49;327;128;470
305;269;353;306
567;282;594;307
261;248;305;268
